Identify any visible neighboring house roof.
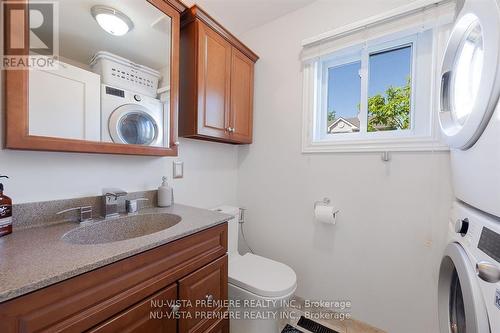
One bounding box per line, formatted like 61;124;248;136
327;117;360;133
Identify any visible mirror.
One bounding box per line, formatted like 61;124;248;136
4;0;183;156
30;0;171;146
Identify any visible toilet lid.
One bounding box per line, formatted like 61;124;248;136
229;253;297;298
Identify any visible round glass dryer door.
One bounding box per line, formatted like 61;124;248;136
439;1;500;149
438;243;490;333
109;104;159;146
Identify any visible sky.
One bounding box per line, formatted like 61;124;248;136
327;46;412;121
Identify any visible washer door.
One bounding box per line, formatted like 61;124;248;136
109;104;159;146
438;243;490;333
439;0;500;149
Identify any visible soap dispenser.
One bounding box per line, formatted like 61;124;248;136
158;176;173;207
0;175;12;237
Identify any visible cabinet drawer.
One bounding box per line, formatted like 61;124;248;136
205;318;229;333
179;255;228;333
87;284;177;333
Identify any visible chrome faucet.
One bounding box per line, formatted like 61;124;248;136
126;198;149;214
102;188;127;218
56;206;93;223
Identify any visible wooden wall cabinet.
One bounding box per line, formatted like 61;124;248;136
0;224;229;333
179;6;259;144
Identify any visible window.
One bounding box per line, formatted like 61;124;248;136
326;61;361;134
367;45;412;133
325;44;413;136
301;2;454;152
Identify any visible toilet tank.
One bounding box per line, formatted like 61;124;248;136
213;206;240;257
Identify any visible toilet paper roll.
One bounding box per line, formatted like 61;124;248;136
314;205;337;225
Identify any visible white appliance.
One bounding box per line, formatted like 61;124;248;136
438;0;500;218
438;2;500;331
438;201;500;333
213;206;297;333
101;84;165;147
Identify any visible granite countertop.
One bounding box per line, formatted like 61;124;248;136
0;204;232;303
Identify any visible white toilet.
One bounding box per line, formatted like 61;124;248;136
215;206;297;333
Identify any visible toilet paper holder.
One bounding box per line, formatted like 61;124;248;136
314;197;331;208
314;197;340;216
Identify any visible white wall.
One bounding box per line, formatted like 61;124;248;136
0;76;239;207
237;1;453;332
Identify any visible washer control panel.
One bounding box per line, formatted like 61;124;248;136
105;86;124;98
479;227;500;263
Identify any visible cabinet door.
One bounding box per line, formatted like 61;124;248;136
87;284;177;333
229;47;254;143
197;22;232;140
178;255;228;333
205;318;229;333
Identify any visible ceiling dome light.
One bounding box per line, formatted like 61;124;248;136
91;6;133;36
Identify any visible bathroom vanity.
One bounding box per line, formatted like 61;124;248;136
0;204;231;333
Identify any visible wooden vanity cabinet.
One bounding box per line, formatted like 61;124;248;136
0;223;228;333
205;318;229;333
178;255;228;333
88;284;178;333
179;5;258;144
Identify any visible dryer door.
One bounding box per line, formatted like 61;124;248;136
109;104;160;146
439;0;500;149
438;243;490;333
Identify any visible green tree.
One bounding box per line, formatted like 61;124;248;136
367;77;411;132
327;110;336;122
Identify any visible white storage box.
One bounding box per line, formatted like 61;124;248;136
90;51;161;97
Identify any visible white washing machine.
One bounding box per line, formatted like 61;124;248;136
101;84;165;147
438;2;500;331
438;201;500;333
438;0;500;218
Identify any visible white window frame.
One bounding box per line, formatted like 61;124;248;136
318;48;363;140
302;25;451;153
317;34;419;141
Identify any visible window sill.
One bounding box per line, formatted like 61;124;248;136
302;137;449;153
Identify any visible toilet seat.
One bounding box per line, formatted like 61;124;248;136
229;253;297;298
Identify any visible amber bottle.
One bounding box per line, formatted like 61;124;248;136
0;175;12;237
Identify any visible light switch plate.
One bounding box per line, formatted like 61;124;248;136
173;161;184;179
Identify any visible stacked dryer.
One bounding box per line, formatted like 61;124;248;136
437;0;500;332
